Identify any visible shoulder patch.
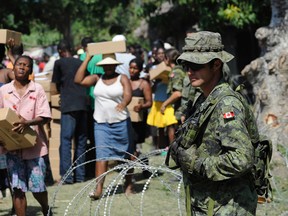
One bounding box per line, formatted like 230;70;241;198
222;106;235;119
223;111;235;119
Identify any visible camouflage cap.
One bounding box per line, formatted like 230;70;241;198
177;31;234;64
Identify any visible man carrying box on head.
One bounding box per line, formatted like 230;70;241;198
112;34;136;79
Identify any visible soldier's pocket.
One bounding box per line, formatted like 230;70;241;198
181;128;198;149
165;145;180;169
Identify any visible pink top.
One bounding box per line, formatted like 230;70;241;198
0;80;51;159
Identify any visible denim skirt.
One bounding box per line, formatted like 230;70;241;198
94;118;133;160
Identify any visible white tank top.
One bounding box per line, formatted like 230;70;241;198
93;75;129;123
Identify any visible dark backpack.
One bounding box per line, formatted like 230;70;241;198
235;86;273;202
252;136;273;203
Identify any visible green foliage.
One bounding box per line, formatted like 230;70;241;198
1;14;17;29
136;1;162;17
142;0;270;32
0;0;271;50
218;2;257;28
0;0;32;34
197;0;270;30
22;20;60;48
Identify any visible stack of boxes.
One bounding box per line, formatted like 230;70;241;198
34;73;62;180
49;94;61;180
34;72;53;103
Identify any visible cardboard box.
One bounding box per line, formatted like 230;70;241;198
50;127;60;139
127;97;144;122
49;157;60;180
149;62;171;83
50;83;58;95
49;147;60;159
51;94;61;108
44;123;51;138
87;40;126;55
51;168;61;181
50;120;60;128
49;137;60;149
0;108;37;151
34;71;53;80
0;29;22;46
51;108;61;120
45;92;51;102
35;79;51;92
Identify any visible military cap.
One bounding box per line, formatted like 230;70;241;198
177;31;234;64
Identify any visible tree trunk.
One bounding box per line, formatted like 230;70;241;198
57;13;73;48
241;0;288;164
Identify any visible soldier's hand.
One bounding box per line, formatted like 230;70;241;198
169;140;180;165
180;115;186;123
177;145;197;174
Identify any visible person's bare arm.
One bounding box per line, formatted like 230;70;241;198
6;38;16;65
134;80;152;112
8;68;14;81
160;91;182;114
12;116;51;134
116;74;132;112
74;52;98;87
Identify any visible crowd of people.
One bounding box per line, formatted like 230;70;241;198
0;31;262;216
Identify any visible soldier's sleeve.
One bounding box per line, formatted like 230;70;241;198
171;68;186;92
178;100;188;117
193;96;255;181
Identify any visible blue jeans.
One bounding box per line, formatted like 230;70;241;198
60;111;87;183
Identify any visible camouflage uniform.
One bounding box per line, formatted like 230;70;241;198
178;75;200;119
179;81;259;215
169;31;259;215
166;65;186;120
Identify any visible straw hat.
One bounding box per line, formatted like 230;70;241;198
112;34;126;42
96;53;122;66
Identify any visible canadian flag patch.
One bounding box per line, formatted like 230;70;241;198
223;111;235;119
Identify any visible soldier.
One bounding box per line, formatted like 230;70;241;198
179;75;200;123
161;48;186;123
168;31;259;215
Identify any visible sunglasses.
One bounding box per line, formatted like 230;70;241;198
182;62;205;71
